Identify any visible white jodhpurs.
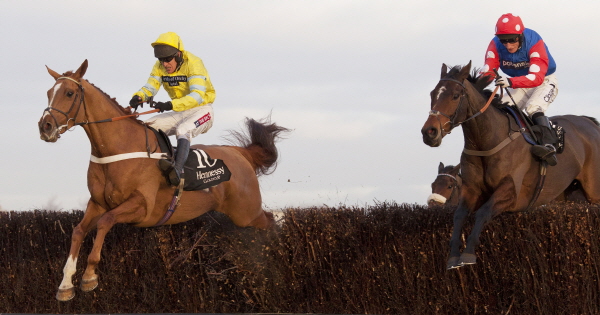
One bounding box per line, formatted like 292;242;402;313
501;74;558;116
145;104;214;141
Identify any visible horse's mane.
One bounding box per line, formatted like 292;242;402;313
445;65;503;108
62;71;144;125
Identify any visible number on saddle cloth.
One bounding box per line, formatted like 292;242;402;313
182;149;232;191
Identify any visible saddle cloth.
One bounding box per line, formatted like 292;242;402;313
181;148;231;191
149;127;231;191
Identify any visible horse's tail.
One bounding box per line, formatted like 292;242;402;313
229;116;290;176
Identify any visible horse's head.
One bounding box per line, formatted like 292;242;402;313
39;60;88;142
427;162;462;207
421;61;472;147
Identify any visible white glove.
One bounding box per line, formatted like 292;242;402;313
495;77;512;88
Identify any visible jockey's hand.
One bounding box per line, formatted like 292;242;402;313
129;96;142;110
495;76;512;88
154;101;173;113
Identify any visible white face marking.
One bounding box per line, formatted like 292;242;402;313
436;86;446;101
58;255;78;290
48;82;62;107
42;82;62;120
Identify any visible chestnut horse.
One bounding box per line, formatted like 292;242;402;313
421;61;600;269
427;162;586;207
39;60;288;301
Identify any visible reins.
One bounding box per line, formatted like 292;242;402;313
45;73;187;228
46;77;159;128
429;78;499;135
442;73;547;210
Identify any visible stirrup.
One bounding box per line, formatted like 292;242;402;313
531;144;557;166
168;168;182;186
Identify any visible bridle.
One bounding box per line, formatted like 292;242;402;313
429;78;499;135
43;77;160;135
42;76;87;136
436;173;462;199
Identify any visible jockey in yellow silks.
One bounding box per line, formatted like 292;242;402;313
130;32;216;186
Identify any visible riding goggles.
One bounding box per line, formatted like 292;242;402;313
158;54;177;63
499;37;520;44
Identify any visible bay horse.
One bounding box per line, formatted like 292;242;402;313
427;162;461;207
426;162;586;207
421;61;600;269
39;60;289;301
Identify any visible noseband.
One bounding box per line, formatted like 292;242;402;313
43;77;86;136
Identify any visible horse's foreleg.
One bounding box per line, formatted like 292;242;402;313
56;200;104;301
447;203;469;270
459;187;514;266
458;200;495;266
80;195;148;293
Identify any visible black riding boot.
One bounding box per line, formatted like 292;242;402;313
159;138;190;186
530;113;558;166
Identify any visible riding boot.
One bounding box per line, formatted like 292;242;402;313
170;138;190;186
159;138;190;186
530;113;558;166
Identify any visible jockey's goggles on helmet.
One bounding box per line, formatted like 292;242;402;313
158;54;177;63
497;34;520;44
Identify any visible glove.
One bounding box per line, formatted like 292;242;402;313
129;96;142;110
495;77;512;88
154;101;173;113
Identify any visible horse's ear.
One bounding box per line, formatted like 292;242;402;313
46;65;61;80
438;162;445;173
451;164;461;175
73;59;88;80
457;61;472;81
441;64;448;79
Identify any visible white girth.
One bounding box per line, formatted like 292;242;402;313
90;152;166;164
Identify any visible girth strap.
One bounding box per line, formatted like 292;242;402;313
463;132;522;156
90;152;165;164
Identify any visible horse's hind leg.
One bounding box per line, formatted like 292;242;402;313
248;210;275;229
56;200;104;301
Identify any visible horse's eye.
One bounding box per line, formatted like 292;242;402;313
448;185;453;189
67;91;74;97
453;93;460;100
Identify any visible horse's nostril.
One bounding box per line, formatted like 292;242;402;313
44;123;53;132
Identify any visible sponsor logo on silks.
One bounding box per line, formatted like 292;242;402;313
162;75;187;86
194;113;212;128
501;60;529;71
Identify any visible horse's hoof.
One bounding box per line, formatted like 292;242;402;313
56;287;75;301
80;277;99;292
459;253;477;266
446;256;461;270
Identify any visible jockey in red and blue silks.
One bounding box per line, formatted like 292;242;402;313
482;28;556;89
482;13;559;166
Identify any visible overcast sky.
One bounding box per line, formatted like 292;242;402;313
2;0;600;211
